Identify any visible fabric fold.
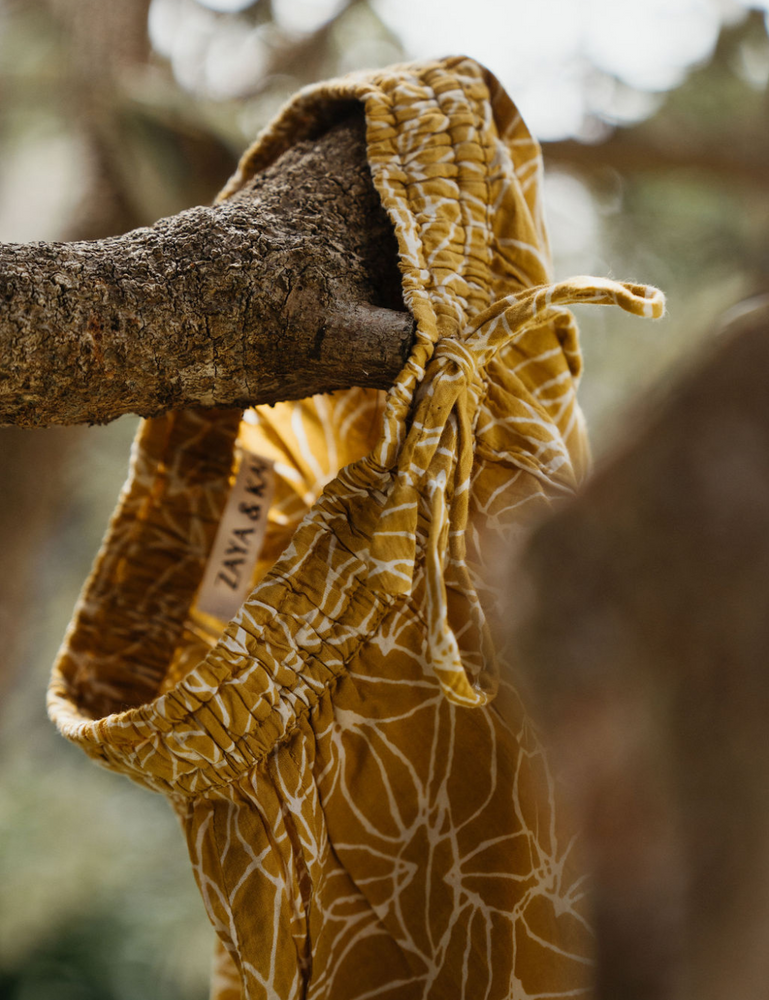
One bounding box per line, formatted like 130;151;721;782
368;275;664;704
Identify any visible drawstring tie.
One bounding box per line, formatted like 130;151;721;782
368;275;665;707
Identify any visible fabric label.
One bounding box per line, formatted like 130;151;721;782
196;448;276;622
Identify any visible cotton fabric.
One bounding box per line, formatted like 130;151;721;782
49;55;664;1000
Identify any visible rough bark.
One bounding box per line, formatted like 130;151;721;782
513;300;769;1000
0;111;413;427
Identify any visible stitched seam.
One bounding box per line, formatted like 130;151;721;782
127;590;397;795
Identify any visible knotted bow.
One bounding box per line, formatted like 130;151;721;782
368;275;665;707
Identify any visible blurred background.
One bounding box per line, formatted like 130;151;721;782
0;0;767;996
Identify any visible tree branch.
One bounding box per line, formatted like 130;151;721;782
0;111;414;427
543;131;769;190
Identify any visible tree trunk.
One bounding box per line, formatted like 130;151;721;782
0;111;414;428
515;301;769;1000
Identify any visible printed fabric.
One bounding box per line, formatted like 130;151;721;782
48;55;664;1000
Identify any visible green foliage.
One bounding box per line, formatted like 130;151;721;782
0;912;207;1000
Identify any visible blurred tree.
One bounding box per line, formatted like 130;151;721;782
517;299;769;1000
